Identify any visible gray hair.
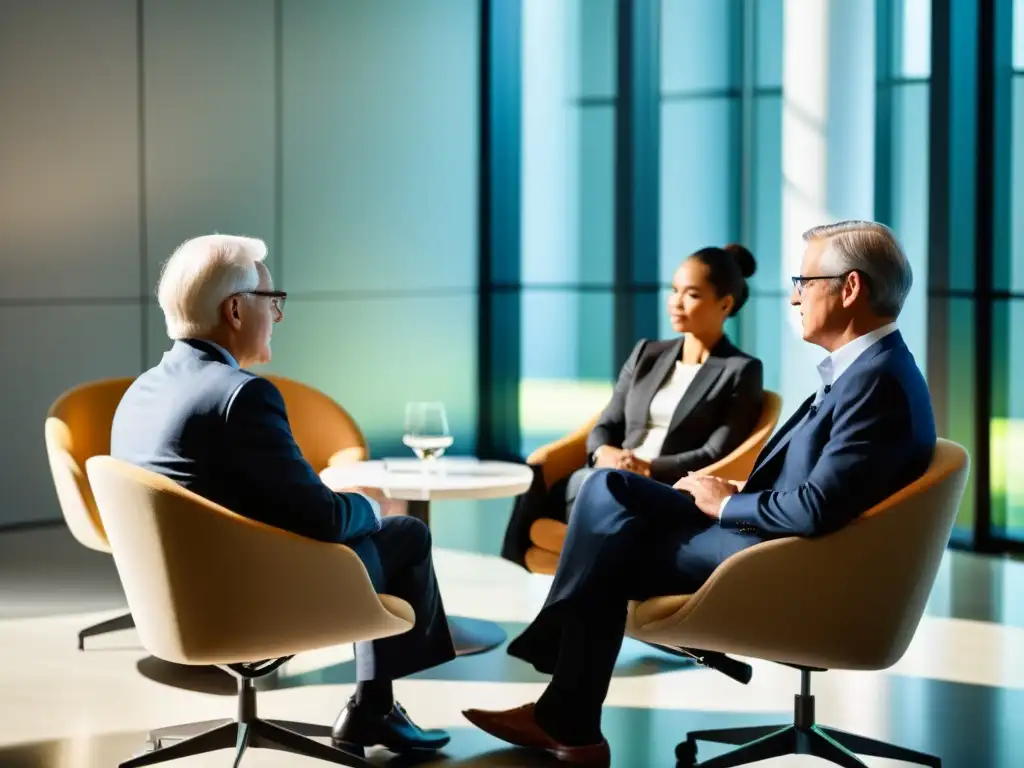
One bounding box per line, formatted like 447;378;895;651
802;220;912;317
157;234;268;339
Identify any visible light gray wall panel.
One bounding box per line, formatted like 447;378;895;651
143;0;278;282
0;0;141;300
0;304;143;526
0;0;484;531
146;301;173;368
261;295;478;456
281;0;478;293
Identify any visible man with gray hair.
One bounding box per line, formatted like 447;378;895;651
464;220;937;765
789;219;914;340
111;234;455;756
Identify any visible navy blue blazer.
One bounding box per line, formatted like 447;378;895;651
110;339;384;586
721;330;936;538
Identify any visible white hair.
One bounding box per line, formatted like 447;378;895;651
157;234;268;339
802;220;912;317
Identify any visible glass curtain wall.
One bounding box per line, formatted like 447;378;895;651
991;0;1024;541
510;0;933;456
518;0;618;456
656;1;930;427
489;0;1023;553
658;0;744;343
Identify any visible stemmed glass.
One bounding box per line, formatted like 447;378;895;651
402;402;453;474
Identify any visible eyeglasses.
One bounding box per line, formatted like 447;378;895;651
790;271;858;295
240;290;287;314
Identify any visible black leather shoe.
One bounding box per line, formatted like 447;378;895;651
332;698;451;753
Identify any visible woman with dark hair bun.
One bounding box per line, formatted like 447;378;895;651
501;243;766;566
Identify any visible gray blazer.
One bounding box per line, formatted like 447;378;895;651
586;336;764;484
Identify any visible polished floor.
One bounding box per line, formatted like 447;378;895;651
1;515;1022;768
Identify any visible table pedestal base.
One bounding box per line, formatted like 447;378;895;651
406;500;508;657
406;499;432;527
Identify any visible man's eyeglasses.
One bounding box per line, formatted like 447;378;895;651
241;290;287;314
790;271;861;295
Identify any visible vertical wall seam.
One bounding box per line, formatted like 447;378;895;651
274;0;284;287
137;0;149;370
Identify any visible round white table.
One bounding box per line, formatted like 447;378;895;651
320;457;534;656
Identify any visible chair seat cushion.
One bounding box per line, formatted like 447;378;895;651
377;594;415;626
524;547;559;575
529;518;568;553
629;594;693;629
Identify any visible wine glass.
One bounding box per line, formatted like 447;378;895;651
403;402;453;471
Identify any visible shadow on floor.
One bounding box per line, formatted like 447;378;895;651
121;666;1024;766
134;627;700;697
0;728;561;768
0;709;801;768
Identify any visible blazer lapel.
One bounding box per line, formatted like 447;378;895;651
633;338;682;418
744;332;907;484
748;393;815;478
663;334;741;435
754;329;904;470
665;357;726;435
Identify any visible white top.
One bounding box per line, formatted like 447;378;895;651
631;362;702;460
718;323;900;519
320;458;534;502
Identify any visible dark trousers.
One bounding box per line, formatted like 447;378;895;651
354;516;456;681
507;469;760;728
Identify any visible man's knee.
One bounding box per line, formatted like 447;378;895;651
573;468;632;522
386;514;432;558
577;468;628;502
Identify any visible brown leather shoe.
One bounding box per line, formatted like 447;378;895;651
462;703;610;765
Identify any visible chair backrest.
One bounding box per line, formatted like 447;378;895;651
263;375;368;472
44;377;135;552
85;456;412;665
638;439;970;671
692;390;782;482
526;414;600;487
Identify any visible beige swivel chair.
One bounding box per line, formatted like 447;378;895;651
626;439;969;767
86;455;413;767
44;377;137;649
523;391;783;574
264;374;369;472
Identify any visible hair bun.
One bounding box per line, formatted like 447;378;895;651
724;243;757;279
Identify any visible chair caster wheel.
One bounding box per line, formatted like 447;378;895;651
675;738;697;765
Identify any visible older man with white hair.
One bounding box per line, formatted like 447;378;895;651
464;220;938;765
111;234;455;755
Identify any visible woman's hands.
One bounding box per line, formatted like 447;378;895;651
617;452;651;477
593;446;652;477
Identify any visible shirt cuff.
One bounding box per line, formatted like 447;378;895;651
717;496;731;519
357;492;382;523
